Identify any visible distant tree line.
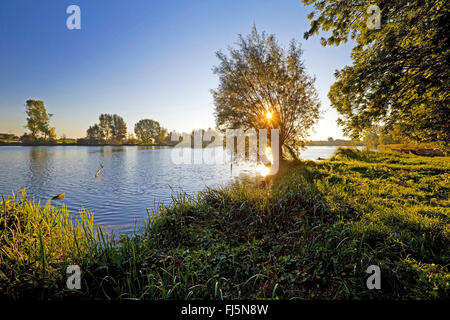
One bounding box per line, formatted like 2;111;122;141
77;115;180;146
8;99;220;147
4;99;181;146
0;133;19;141
81;114;127;145
306;137;363;147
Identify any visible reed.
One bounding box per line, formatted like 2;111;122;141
0;191;101;299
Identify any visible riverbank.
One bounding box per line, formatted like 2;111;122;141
378;144;446;157
1;148;448;299
0;141;173;147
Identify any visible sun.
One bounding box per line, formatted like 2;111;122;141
257;164;270;177
265;112;273;120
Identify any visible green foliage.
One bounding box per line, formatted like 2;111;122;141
20;133;36;144
157;127;170;145
212;26;320;159
302;0;450;151
0;133;19;141
86;114;127;144
111;114;127;143
361;124;421;149
24;99;55;142
0;192;99;299
134;119;162;144
126;133;139;145
99;114;114;143
307;138;361;147
86;124;104;144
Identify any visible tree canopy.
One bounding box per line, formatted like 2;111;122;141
134;119;161;144
302;0;450;150
212;27;320;159
86;114;127;144
25;99;55;142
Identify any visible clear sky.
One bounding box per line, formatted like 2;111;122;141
0;0;354;140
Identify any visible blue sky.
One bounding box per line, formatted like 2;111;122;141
0;0;354;139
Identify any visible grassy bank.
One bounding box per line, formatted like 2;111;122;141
378;144;446;157
0;141;173;147
1;149;448;299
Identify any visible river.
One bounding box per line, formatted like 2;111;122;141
0;145;344;233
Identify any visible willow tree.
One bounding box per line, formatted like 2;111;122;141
212;27;320;159
302;0;450;150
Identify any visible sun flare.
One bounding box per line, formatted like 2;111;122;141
257;165;271;177
265;146;273;163
256;147;274;177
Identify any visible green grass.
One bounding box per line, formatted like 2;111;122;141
0;149;448;299
0;192;102;299
0;140;22;145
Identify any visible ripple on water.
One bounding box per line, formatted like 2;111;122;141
0;146;344;233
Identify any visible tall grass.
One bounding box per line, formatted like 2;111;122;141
0;191;101;299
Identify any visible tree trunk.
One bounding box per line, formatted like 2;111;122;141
285;144;299;161
279;142;284;161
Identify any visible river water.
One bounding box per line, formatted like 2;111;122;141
0;145;342;233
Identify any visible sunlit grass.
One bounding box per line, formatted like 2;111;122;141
0;192;102;298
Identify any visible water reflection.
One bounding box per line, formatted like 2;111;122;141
28;147;53;196
0;145;344;234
